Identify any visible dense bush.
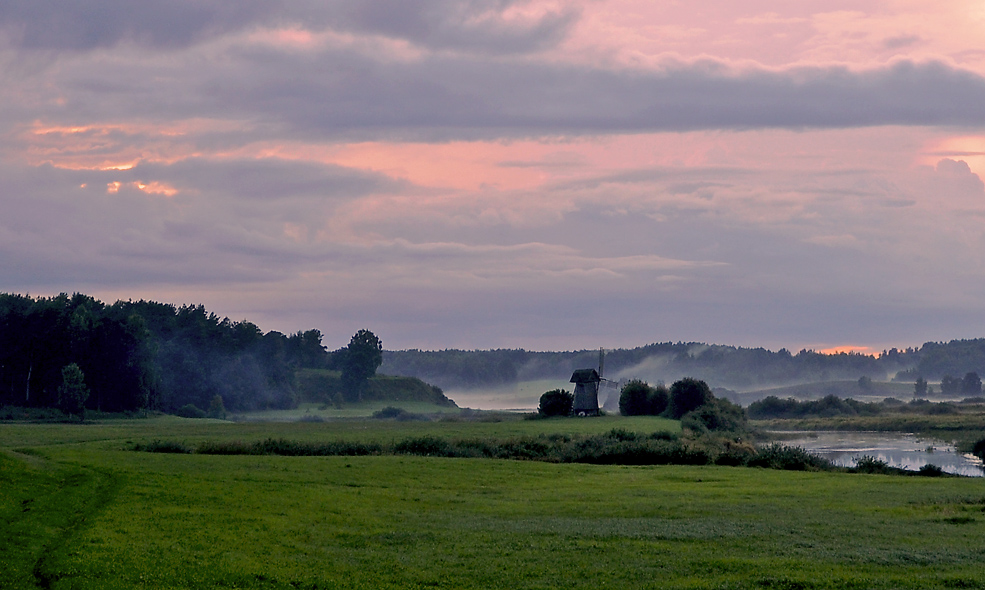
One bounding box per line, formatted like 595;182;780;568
852;455;896;475
748;394;883;419
681;398;748;433
393;436;454;456
372;406;430;421
134;440;192;453
747;443;832;471
175;404;206;419
538;389;573;417
972;438;985;461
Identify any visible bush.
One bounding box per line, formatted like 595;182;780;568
373;406;406;419
134;440;192;453
748;443;831;471
393;436;453;457
538;389;573;417
918;463;945;477
666;378;713;419
972;438;985;461
853;455;895;475
175;404;206;419
681;398;748;433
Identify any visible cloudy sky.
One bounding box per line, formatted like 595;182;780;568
3;0;985;353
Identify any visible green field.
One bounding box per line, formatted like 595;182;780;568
3;416;985;589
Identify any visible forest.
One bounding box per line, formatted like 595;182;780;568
0;293;330;414
8;291;985;417
381;341;985;391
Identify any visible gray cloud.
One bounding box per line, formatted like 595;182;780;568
24;44;985;146
0;0;279;51
133;158;404;200
55;51;985;141
312;0;580;55
0;0;576;54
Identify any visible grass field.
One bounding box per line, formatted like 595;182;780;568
231;401;464;421
3;416;985;589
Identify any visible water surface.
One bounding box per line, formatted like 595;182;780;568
776;431;984;477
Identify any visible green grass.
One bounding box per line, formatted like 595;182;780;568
443;379;575;410
234;401;463;420
4;418;985;589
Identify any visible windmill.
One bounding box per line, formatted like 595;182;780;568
569;348;613;416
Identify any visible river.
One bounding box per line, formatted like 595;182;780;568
775;431;985;477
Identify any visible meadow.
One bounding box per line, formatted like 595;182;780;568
3;415;985;589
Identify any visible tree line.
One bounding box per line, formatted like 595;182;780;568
0;292;384;417
382;340;985;391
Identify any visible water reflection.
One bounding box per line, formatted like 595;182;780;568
773;431;985;477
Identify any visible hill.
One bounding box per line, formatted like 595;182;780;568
382;341;985;395
296;369;456;407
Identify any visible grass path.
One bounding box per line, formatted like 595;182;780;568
0;451;120;589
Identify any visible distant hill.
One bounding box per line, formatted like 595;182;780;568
296;369;456;407
381;340;985;394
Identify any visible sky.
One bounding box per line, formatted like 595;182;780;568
3;0;985;353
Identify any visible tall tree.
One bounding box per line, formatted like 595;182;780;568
58;363;90;421
341;329;383;402
666;377;713;419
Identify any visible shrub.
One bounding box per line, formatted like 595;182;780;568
393;436;453;457
853;455;895;475
681;398;748;433
373;406;406;419
538;389;573;417
665;378;713;419
972;438;985;461
175;404;206;419
918;463;945;477
371;406;430;421
748;396;800;419
134;440;192;453
748;443;832;471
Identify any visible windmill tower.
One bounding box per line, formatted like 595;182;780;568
569;348;606;416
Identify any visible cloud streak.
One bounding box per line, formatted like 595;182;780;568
4;1;985;353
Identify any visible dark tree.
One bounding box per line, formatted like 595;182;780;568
962;372;982;395
665;377;713;419
619;380;651;416
647;383;669;416
538;389;573;417
940;375;960;395
341;329;383;402
287;329;328;368
58;363;90;421
914;377;927;398
207;394;226;419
